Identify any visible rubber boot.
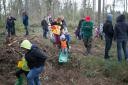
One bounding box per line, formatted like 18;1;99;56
15;76;23;85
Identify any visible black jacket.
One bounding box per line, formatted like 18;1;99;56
25;45;47;69
41;19;48;31
103;20;114;38
77;19;84;30
114;15;128;40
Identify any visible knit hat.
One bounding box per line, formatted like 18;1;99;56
85;16;91;22
107;14;112;22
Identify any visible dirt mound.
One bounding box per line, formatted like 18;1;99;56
0;35;81;85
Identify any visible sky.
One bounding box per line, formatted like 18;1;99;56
59;0;124;12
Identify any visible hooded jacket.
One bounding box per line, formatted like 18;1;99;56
25;45;47;69
114;15;128;40
103;21;114;38
103;14;114;38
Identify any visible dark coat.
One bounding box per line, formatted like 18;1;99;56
77;19;84;30
41;19;48;31
25;45;47;69
6;18;13;29
62;19;67;27
114;15;128;40
103;20;114;38
23;15;29;26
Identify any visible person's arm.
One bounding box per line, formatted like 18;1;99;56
103;24;105;33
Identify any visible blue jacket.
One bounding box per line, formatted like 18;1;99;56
114;15;128;40
6;18;13;29
23;15;29;26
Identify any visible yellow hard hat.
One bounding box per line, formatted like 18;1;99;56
20;40;32;50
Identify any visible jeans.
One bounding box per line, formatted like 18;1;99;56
117;39;128;62
104;35;113;59
27;66;44;85
43;30;48;39
24;26;29;35
7;28;12;37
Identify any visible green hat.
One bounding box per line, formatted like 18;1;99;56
20;40;32;50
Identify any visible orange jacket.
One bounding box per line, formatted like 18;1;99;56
60;40;67;48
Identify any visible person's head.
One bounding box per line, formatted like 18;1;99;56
85;16;91;22
22;11;27;16
106;14;112;22
60;34;66;41
116;14;125;22
57;17;62;23
20;40;32;54
53;18;57;22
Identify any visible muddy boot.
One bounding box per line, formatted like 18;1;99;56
15;76;23;85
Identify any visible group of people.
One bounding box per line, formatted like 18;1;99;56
5;12;127;85
75;14;128;62
41;15;71;54
15;40;47;85
6;11;29;37
15;15;71;85
103;14;128;62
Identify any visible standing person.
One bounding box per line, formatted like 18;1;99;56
81;16;94;55
103;14;114;59
6;16;13;37
61;16;68;32
41;16;49;39
22;12;29;35
6;15;16;36
114;14;128;62
20;40;47;85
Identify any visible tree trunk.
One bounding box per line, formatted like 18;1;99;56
25;0;29;13
98;0;101;27
124;0;126;13
102;0;105;22
113;0;115;24
126;0;127;12
3;0;6;17
93;0;96;22
0;0;1;20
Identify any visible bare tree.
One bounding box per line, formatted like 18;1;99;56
2;0;6;17
102;0;105;22
0;0;1;20
126;0;127;12
92;0;96;22
98;0;101;27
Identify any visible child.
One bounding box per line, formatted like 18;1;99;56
60;34;69;54
15;56;30;85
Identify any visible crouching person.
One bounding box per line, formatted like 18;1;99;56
20;40;47;85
